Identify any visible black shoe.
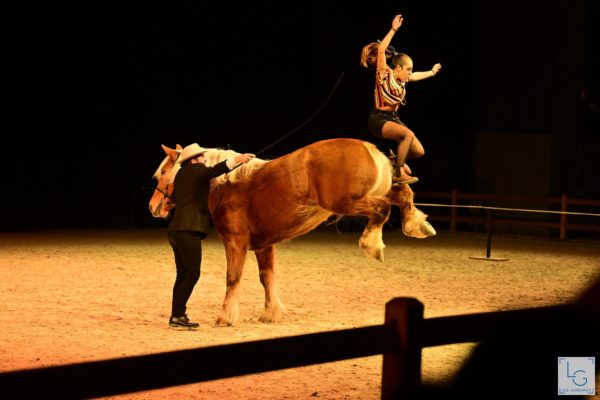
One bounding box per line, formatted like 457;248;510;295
169;314;199;330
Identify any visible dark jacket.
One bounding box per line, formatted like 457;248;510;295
167;161;230;233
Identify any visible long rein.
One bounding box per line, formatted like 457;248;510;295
160;70;346;215
210;70;346;214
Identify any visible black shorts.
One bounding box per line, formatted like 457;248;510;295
367;108;406;138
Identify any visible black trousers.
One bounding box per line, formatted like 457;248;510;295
167;230;206;317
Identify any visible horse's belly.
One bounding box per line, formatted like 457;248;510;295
248;207;332;249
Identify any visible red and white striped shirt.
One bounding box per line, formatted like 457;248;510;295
374;66;406;108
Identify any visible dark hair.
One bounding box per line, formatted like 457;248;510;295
390;53;412;69
360;41;405;69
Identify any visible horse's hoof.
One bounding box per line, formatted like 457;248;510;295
214;317;233;327
259;305;284;323
364;248;384;262
420;221;436;237
258;315;277;323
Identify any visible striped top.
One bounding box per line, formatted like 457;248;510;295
374;66;406;108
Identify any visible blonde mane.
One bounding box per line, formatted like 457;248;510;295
203;148;267;185
152;149;183;185
152;147;266;186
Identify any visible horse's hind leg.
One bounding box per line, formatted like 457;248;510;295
358;197;391;262
387;184;436;238
254;246;284;323
330;196;391;262
215;237;248;327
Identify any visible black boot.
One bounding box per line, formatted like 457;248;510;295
169;314;199;330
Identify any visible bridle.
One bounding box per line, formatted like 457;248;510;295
155;181;175;211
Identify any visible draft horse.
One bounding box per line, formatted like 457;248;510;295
149;138;435;326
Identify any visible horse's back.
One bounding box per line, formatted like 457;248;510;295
302;138;392;196
256;138;392;203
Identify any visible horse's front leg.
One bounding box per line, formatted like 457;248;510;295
254;246;284;323
357;196;391;262
215;237;249;327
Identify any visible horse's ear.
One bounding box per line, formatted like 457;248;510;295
176;144;183;150
161;144;181;162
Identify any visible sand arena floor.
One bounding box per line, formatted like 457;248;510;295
0;228;599;399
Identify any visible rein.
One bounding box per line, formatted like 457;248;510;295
209;70;346;215
253;69;346;158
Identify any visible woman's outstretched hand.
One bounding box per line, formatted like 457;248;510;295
392;15;403;31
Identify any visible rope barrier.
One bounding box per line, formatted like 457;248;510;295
413;201;600;262
414;203;600;217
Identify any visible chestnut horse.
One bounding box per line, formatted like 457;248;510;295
149;138;435;326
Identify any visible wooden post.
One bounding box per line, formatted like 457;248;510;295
560;193;568;240
381;298;424;400
450;189;458;233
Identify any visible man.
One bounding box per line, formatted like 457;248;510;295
167;143;254;330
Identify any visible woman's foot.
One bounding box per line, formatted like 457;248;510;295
392;174;419;187
392;165;419;187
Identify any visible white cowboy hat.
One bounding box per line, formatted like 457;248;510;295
180;143;208;163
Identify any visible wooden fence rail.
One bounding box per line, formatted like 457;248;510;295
0;298;583;400
415;190;600;239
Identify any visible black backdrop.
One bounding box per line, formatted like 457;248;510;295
5;1;599;231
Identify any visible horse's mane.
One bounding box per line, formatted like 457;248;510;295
203;148;267;185
152;156;176;182
152;147;267;186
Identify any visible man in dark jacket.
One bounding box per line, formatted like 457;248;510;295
167;143;254;330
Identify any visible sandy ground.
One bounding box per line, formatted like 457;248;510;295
0;227;599;399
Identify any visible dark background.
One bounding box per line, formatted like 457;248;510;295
5;0;599;231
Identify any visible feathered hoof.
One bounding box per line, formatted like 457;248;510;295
259;304;284;323
214;316;234;327
363;247;385;262
214;318;233;327
258;312;281;324
420;221;436;237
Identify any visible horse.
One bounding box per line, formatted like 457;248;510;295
149;138;435;326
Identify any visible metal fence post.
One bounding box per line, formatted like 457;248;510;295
560;193;568;239
450;189;458;233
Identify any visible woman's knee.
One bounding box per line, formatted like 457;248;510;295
384;124;415;141
413;148;425;158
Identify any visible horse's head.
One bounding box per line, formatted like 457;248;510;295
148;144;182;219
149;143;266;219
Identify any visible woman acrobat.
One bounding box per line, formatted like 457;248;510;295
360;14;441;187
